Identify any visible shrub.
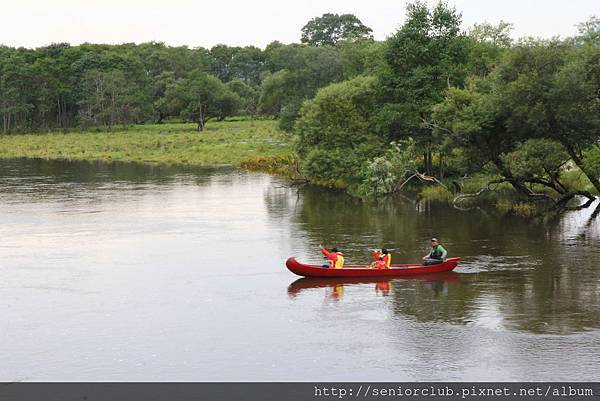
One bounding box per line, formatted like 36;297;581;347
356;156;397;197
294;75;379;155
301;147;364;186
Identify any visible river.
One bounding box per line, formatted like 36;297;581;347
0;159;598;381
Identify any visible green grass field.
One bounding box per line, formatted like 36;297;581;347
0;119;292;166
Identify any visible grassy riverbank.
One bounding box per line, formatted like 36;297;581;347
0;119;292;167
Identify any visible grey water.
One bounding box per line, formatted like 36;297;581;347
0;159;598;381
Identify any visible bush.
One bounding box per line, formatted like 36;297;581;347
354;139;417;196
356;156;397;197
420;186;453;202
278;102;302;132
240;154;298;175
294;75;379;155
301;147;364;186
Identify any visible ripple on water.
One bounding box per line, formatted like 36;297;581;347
458;255;541;273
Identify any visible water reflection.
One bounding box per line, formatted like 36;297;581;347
288;272;461;302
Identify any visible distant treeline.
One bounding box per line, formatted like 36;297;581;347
0;12;378;132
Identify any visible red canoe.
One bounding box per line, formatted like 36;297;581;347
285;257;461;278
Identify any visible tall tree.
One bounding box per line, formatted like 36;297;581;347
301;13;373;46
378;1;469;175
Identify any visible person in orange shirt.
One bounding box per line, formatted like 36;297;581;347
370;248;391;269
319;244;345;269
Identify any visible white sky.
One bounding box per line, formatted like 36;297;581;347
0;0;597;49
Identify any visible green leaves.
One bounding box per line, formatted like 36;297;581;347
301;13;373;46
502;139;569;180
162;70;241;130
294;76;379;155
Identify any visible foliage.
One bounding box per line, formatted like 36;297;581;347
502;139;568;182
339;40;386;79
301;147;365;186
210;45;265;85
575;16;600;45
466;21;513;76
584;145;600;178
77;69;150;129
377;1;470;175
162;70;241;130
433;39;600;197
278;102;302;132
356;157;397;197
381;1;468;107
355;138;419;197
420;186;453;202
226;79;259;116
301;13;373;46
294;75;380;155
258;44;344;130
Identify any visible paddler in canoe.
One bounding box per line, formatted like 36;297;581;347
422;238;448;266
369;248;391;269
319;244;345;268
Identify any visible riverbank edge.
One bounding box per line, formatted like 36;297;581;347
1;120;596;217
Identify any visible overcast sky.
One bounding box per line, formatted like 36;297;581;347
1;0;597;49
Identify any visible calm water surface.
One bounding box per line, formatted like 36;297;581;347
0;159;599;381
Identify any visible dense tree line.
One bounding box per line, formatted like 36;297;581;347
0;13;374;132
294;3;600;209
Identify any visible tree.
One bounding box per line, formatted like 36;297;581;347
379;1;470;175
432;78;525;190
502;139;572;195
151;71;176;123
295;75;380;155
466;21;513;77
301;13;373;46
259;44;343;130
162;70;240;131
575;16;600;45
496;41;600;193
339;40;385;79
77;69;149;130
294;75;382;186
229;46;264;86
226;79;259;116
210;44;239;82
433;40;600;202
